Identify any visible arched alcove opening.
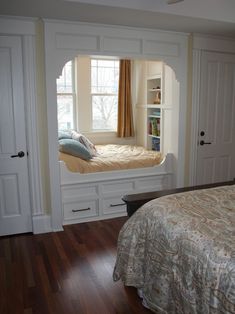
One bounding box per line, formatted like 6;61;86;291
44;21;188;230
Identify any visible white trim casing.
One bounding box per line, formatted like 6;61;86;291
189;49;201;186
193;34;235;53
189;34;235;185
44;19;188;231
0;15;36;35
0;16;46;233
22;36;44;218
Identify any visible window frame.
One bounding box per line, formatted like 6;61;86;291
90;58;119;132
57;59;77;131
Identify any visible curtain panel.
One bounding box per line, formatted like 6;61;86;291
117;60;134;137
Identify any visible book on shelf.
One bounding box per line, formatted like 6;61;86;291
152;137;160;151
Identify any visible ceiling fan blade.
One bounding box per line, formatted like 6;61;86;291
167;0;184;4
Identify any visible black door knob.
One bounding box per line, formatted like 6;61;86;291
200;131;205;136
11;151;25;158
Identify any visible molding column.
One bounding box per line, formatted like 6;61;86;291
189;49;201;185
23;35;52;233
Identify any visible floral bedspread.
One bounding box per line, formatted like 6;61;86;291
113;185;235;313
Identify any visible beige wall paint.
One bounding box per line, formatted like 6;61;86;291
76;56;91;133
35;19;51;213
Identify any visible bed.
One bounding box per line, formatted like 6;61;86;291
59;143;173;225
113;184;235;313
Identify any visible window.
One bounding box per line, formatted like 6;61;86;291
56;60;76;130
91;59;119;131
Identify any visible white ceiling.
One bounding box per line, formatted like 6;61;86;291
66;0;235;24
1;0;235;38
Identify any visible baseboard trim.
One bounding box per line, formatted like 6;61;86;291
32;214;52;234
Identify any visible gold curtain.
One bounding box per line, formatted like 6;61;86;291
117;60;134;137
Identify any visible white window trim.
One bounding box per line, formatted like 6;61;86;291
57;60;76;130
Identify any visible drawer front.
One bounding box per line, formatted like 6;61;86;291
63;200;98;221
135;177;163;192
62;185;98;201
102;196;127;215
101;180;134;196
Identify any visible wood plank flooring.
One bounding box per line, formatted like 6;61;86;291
0;217;151;314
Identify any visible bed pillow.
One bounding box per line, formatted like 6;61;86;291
71;130;97;157
59;139;92;160
58;130;72;140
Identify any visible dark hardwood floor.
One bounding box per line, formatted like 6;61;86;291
0;217;151;314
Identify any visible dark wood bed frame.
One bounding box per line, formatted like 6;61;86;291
123;180;235;217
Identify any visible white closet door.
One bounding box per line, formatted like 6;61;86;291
196;51;235;185
0;36;32;236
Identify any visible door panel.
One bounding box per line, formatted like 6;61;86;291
1;175;21;216
0;36;32;236
196;51;235;185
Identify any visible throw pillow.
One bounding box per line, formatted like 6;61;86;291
58;130;72;140
59;139;92;160
71;130;97;157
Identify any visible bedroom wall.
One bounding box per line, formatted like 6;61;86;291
2;14;234;234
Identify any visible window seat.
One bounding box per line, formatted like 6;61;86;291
59;144;163;173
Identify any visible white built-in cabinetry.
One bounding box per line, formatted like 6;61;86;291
60;163;172;225
136;61;173;154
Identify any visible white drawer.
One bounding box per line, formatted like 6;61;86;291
102;196;126;215
63;200;98;221
62;184;98;201
101;180;134;196
135;177;163;192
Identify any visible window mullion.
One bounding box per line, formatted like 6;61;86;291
91;93;117;97
57;92;74;96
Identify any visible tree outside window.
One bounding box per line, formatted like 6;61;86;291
91;59;119;131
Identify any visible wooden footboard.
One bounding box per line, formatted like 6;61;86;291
123;179;235;217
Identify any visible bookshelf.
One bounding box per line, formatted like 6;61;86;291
136;61;173;154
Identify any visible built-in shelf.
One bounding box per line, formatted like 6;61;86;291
148;88;161;92
136;61;173;155
148;134;160;139
137;104;171;109
148;114;160;118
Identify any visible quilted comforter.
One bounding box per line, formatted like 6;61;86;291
113;185;235;313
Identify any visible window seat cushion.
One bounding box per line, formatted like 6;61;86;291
59;144;163;173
